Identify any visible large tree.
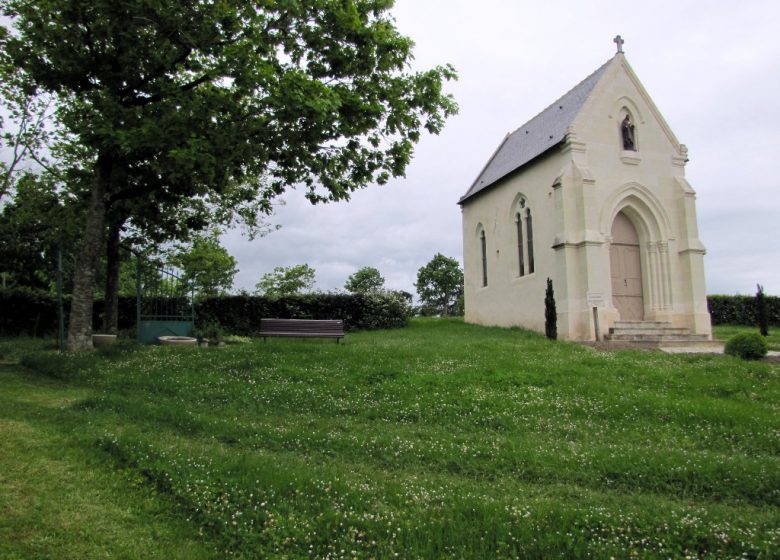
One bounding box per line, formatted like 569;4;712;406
172;234;238;297
1;0;457;351
344;266;385;294
255;264;316;297
99;179;279;335
415;253;463;316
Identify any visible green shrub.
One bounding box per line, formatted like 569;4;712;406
708;294;780;326
192;321;224;343
196;292;412;334
0;287;60;336
724;332;769;360
0;289;140;336
2;289;412;337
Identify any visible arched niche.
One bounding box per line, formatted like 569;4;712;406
602;184;674;314
600;183;671;243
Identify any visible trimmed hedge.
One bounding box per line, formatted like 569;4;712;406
0;289;168;336
0;288;411;336
0;287;60;336
707;294;780;326
4;288;775;336
196;293;412;334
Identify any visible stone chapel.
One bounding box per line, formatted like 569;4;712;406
458;39;711;341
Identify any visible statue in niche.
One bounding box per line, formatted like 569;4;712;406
621;114;636;151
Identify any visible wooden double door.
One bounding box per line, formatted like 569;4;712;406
610;212;644;320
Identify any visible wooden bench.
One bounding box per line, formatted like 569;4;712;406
259;318;345;343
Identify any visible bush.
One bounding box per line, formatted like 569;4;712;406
1;289;412;337
0;289;141;336
192;321;224;343
0;287;60;336
724;332;768;361
708;294;780;326
195;292;412;335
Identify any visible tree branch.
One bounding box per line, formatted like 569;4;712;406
119;73;213;107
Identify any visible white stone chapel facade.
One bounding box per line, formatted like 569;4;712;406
459;44;711;341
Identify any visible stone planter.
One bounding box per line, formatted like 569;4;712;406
92;334;117;348
157;336;198;347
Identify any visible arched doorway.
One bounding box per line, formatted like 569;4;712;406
610;211;644;320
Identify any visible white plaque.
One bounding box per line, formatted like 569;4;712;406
587;292;605;307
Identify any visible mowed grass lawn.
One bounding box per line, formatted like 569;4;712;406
1;319;778;559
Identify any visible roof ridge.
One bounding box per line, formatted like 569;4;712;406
459;55;616;204
506;56;614;138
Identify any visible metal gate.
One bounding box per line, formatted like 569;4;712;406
136;256;195;344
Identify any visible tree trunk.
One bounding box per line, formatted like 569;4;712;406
67;157;111;352
103;219;123;334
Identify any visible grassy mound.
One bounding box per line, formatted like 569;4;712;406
3;319;779;558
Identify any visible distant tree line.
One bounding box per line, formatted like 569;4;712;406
4;283;776;338
0;253;466;336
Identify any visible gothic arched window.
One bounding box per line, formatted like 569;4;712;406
480;229;488;287
526;208;535;274
514;197;535;277
515;212;525;276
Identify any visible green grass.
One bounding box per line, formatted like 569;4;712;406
0;366;215;559
2;318;779;558
713;323;780;351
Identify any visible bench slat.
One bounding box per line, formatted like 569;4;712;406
259;318;345;342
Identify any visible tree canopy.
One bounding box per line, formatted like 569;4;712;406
0;171;82;290
344;266;385;294
415;253;463;316
255;264;316;297
172;235;238;297
0;0;457;350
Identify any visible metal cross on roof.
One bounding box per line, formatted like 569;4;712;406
614;35;625;54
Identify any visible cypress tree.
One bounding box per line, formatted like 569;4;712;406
545;277;557;340
756;284;769;336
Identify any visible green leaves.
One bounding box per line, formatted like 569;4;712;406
344;266;385;294
3;0;459;207
171;234;238;297
2;0;458;350
415;254;463;316
255;264;317;297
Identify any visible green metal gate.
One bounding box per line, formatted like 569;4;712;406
136;256;195;344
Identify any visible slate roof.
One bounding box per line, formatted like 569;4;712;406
459;57;614;204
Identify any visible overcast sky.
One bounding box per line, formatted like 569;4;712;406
225;0;780;297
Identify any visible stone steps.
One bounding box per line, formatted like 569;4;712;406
604;320;718;348
609;328;691;336
607;333;712;342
